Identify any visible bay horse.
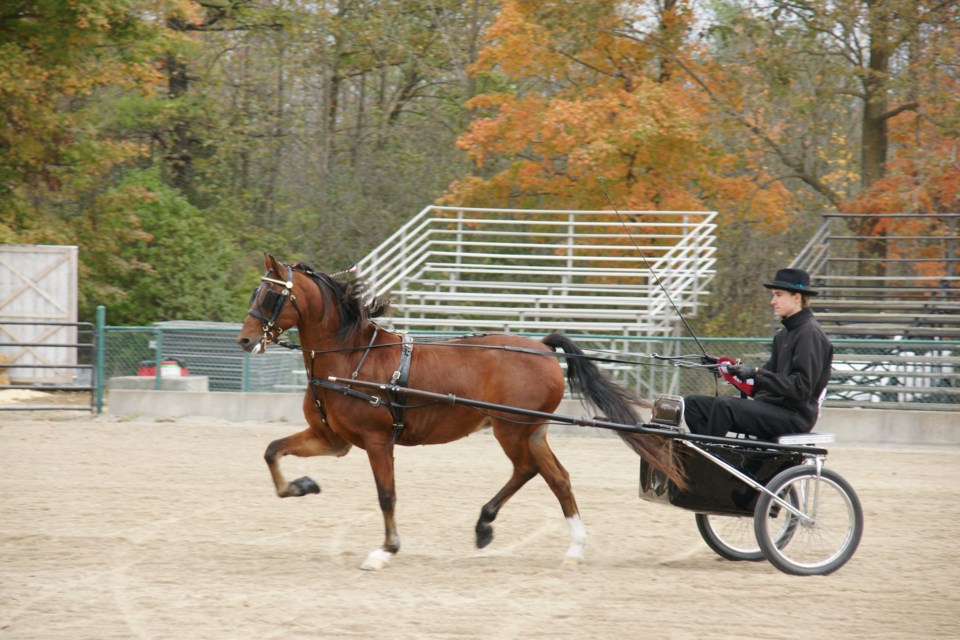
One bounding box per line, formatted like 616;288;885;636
237;253;684;570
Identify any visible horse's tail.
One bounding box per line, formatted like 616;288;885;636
543;332;687;489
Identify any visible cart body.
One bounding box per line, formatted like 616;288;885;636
639;442;805;516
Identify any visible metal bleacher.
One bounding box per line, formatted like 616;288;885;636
791;213;959;339
352;206;717;397
790;213;960;409
355;206;717;337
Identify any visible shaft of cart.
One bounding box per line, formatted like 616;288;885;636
327;375;829;455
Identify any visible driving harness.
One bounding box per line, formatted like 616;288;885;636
307;332;414;447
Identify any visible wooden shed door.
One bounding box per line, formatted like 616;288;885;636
0;245;79;384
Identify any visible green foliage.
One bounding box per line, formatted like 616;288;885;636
87;169;256;325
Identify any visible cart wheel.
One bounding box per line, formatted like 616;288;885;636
695;514;765;561
754;465;863;576
695;487;799;562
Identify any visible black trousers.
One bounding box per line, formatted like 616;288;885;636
683;395;811;439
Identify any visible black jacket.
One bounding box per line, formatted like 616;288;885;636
754;308;833;428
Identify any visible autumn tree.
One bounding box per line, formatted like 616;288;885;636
447;0;804;334
1;0;506;325
190;0;497;269
627;0;960;273
0;0;168;232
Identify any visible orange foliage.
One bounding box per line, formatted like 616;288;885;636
841;49;960;279
445;0;795;234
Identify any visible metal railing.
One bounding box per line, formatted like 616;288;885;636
354;206;717;338
792;213;960;293
0;319;96;412
789;213;960;339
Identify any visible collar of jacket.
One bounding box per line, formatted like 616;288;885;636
781;307;813;330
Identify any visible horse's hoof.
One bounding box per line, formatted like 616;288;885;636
360;549;393;571
476;525;494;549
291;476;321;496
562;555;585;568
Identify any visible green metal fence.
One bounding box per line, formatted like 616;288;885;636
99;321;302;394
98;315;959;413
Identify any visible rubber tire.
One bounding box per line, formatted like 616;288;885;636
695;513;765;561
695;486;799;562
755;465;863;576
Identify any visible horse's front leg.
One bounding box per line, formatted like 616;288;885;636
360;444;399;571
265;423;351;498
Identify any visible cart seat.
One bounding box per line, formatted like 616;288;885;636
776;432;835;446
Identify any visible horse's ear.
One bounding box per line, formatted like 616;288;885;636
263;252;283;274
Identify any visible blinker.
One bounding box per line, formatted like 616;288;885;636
262;289;281;313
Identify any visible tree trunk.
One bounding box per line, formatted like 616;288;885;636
854;7;893;278
166;55;193;193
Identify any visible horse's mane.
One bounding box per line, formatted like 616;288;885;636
293;263;391;340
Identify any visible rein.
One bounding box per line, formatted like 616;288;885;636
269;332;708;370
248;260;720;373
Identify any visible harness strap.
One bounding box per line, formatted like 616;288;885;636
352;329;378;379
386;334;414;445
303;351;329;425
306;333;414;446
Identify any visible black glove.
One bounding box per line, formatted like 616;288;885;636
701;354;718;365
727;363;759;380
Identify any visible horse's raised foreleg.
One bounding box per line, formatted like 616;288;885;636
360;444;399;571
264;425;351;498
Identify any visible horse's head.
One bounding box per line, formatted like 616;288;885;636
237;253;302;354
238;253;393;354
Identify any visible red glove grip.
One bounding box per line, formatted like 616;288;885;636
717;356;755;396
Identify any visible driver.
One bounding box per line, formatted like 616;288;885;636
683;268;834;439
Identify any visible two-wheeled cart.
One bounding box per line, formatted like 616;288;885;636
639;395;863;575
334;378;864;576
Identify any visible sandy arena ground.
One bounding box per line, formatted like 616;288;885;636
1;398;959;639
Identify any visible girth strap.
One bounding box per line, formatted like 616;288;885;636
386;334;414;445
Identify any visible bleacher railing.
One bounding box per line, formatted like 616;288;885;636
788;213;960;340
353;206;717;339
792;213;959;295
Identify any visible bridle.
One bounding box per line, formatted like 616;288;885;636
247;264;301;346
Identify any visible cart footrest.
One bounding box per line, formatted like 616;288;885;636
776;432;835;445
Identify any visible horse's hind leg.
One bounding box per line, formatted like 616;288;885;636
475;445;539;550
531;439;586;565
265;424;351;498
483;422;585;565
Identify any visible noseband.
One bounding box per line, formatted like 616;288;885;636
247;264;301;344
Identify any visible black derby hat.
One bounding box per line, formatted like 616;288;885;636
763;268;819;296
